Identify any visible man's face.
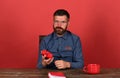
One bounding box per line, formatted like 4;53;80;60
53;15;69;35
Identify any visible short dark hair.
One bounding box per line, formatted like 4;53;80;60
53;9;70;19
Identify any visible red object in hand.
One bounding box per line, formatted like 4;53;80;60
41;50;47;56
41;50;53;59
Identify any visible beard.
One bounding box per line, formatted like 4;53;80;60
54;26;67;35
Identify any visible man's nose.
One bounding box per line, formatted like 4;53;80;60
57;22;62;27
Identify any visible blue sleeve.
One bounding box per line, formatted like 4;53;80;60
70;38;84;69
37;39;46;68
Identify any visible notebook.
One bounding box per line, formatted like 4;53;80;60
48;72;66;78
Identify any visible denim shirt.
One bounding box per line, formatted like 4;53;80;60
37;31;84;69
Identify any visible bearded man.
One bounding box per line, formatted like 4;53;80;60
37;9;84;69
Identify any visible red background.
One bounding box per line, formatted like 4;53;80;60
0;0;120;68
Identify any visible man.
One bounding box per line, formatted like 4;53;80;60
37;9;84;69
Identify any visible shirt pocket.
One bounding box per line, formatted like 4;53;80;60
61;49;73;57
60;49;73;62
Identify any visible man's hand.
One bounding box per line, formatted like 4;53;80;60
42;55;54;67
55;60;70;69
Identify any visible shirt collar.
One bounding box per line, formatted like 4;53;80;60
53;31;68;40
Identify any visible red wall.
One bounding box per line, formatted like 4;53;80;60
0;0;120;68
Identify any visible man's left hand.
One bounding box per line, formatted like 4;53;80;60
55;60;70;69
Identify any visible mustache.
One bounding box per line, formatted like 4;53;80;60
55;27;63;29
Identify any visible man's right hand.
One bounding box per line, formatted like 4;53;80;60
42;55;54;67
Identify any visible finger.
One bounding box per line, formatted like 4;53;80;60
45;57;54;64
55;62;62;68
50;57;54;62
57;65;64;69
54;60;60;64
42;56;44;59
55;60;64;65
42;55;46;59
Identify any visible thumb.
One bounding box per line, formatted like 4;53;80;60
42;55;46;59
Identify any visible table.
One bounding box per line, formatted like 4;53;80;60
0;68;120;78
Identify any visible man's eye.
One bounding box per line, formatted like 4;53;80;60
54;21;58;23
62;21;67;23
